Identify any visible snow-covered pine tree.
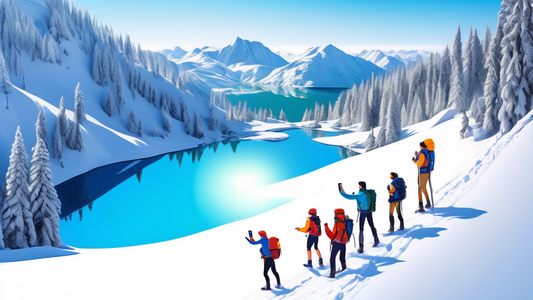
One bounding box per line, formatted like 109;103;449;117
460;112;469;139
0;49;11;109
183;106;192;135
498;0;530;133
162;109;172;133
35;108;48;150
2;127;37;249
92;45;103;86
57;97;69;141
112;61;125;114
102;89;117;117
193;112;204;139
67;119;84;151
463;26;476;105
385;77;402;145
208;104;218;131
365;128;377;151
74;83;86;123
450;24;467;112
279;109;288;122
52;116;63;163
29;138;62;247
482;25;492;82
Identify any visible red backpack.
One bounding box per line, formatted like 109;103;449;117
269;237;281;259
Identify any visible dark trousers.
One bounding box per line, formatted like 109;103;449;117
263;258;280;287
359;211;378;245
330;241;346;276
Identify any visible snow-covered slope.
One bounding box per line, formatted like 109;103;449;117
3;107;530;299
159;46;188;60
260;45;385;88
0;0;230;187
276;51;299;63
217;37;288;68
357;49;405;71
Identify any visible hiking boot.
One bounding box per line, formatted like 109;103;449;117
303;263;313;268
372;238;380;247
399;220;405;231
261;286;271;291
388;215;394;233
357;244;364;253
318;258;324;267
425;200;432;208
329;274;335;278
415;203;425;213
341;263;346;271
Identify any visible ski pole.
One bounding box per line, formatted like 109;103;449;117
429;172;435;216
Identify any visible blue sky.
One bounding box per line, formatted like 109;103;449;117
73;0;502;54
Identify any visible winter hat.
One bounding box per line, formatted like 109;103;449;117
258;231;267;238
358;181;367;190
308;208;317;215
420;141;427;148
390;172;398;179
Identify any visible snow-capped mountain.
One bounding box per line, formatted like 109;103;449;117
357;49;405;71
170;48;240;99
260;44;385;88
216;37;288;68
159;46;188;60
383;50;433;67
276;51;299;63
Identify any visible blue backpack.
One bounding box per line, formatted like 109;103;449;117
393;178;407;201
344;216;354;242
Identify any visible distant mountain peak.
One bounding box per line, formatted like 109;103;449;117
216;38;288;68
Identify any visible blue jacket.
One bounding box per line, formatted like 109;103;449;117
339;189;370;211
416;149;431;174
389;178;401;203
246;236;271;258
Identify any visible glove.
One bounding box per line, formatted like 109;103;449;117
324;223;328;227
295;227;299;230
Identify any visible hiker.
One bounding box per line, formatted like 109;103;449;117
246;230;281;291
412;141;432;212
324;208;348;278
295;208;324;268
338;181;379;253
387;172;405;232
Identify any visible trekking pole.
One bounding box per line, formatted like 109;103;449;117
429;172;435;216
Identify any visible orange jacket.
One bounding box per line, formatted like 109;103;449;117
413;151;428;168
297;219;311;233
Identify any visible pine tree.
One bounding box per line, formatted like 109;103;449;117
460;112;469;139
279;109;288;121
126;110;142;137
450;24;467;112
2;127;37;249
365;128;377;151
0;49;11;109
57;97;69;141
162;109;172;133
74;83;86;123
29;138;62;247
385;82;402;145
183;106;192;135
92;46;103;85
208;104;219;131
52;116;63;163
193;112;204;139
498;0;530;133
67;119;84;151
35;108;48;150
102;89;117;117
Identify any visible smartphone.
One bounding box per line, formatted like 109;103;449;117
248;230;252;237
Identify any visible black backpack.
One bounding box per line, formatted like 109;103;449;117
393;178;407;201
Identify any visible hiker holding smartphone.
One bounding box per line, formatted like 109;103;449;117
245;230;281;291
338;182;379;253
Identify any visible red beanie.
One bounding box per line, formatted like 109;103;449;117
258;231;267;238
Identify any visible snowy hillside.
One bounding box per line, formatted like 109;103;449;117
0;0;235;188
1;106;531;299
276;51;299;63
260;45;385;88
217;37;288;68
357;49;405;71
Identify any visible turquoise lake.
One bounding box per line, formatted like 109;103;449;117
227;86;346;122
59;129;357;248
